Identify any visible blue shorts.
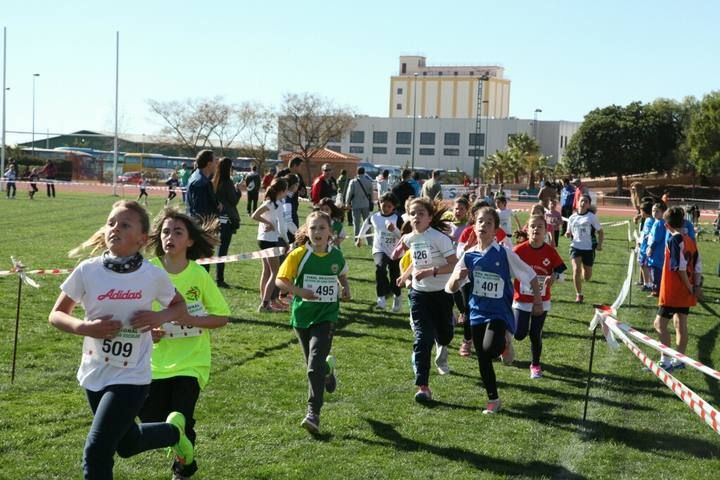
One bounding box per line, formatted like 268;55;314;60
570;247;595;267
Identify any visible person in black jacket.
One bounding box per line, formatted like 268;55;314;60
186;150;220;271
244;165;261;215
391;168;416;215
212;157;242;288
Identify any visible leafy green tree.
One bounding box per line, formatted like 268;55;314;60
564;102;682;193
687;91;720;176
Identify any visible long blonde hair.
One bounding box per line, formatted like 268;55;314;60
69;200;150;258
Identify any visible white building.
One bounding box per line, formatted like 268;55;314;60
390;55;511;119
326;116;580;174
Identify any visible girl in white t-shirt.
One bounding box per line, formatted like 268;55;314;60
496;196;513;245
395;198;457;402
48;200;193;479
565;194;604;303
252;178;289;312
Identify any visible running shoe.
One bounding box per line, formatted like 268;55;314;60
435;345;451;374
530;364;543;379
414;385;432;402
575;294;584;304
376;296;387;310
325;355;337;393
392;295;402;313
483;398;502;414
257;303;273;313
459;339;472;357
166;412;194;465
301;413;320;434
270;301;289;312
670;358;686;371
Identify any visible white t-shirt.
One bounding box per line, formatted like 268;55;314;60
497;208;513;236
60;257;176;391
257;199;283;242
401;228;455;292
282;194;297;235
366;212;402;257
568;211;602;250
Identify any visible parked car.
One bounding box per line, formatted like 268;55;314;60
118;171;143;184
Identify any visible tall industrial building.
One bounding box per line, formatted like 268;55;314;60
389;55;511;119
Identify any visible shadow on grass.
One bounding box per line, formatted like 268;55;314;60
349;418;586;478
509;402;720;459
697;301;720;403
213;335;298;374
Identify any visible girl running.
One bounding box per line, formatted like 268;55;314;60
449;196;471;243
446;206;541;414
166;172;180;205
316;197;347;248
395;198;457;402
276;211;351;434
357;192;404;311
565;194;604;303
48;200;193;479
252;178;288;312
512;215;566;379
137;173;149;205
139;208;229;479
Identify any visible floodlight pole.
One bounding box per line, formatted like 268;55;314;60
112;31;119;195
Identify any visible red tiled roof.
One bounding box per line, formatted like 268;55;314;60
280;148;360;162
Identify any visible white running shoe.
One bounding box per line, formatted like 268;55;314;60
435;344;450;375
392;295;402;313
376;296;386;310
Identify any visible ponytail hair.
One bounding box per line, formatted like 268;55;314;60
406;197;451;235
265;178;288;202
69;200;150;258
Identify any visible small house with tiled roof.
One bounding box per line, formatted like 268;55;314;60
280;148;360;180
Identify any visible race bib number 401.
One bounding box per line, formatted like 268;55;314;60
410;242;433;267
304;274;338;303
87;328;141;368
473;271;505;299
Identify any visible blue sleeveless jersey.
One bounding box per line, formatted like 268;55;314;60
464;246;515;333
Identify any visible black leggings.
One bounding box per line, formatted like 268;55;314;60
513;309;547;366
459;283;472;341
472;320;507;400
374;252;400;297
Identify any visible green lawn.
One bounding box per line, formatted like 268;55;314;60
1;192;719;479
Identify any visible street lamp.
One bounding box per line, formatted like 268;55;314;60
411;72;418;170
32;73;39;157
533;108;542;140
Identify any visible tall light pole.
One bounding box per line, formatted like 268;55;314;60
533;108;542;140
411;72;418;170
1;26;7;186
31;73;39;157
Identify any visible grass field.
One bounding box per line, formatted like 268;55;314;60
1;192;719;480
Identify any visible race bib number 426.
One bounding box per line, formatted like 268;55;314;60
303;274;338;303
410;242;433;267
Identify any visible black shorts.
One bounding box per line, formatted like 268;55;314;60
657;306;690;319
258;240;278;250
570;247;595;266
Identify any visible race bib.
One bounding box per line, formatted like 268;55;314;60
410;241;433;267
380;232;397;249
574;224;590;241
87;328;141;368
304;274;338;303
473;271;505;299
520;275;548;296
163;301;206;339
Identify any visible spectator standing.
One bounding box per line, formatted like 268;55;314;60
391;169;416;215
421;170;443;201
310;163;336;205
262;168;275;189
560;179;576;235
4;160;17;199
286;157;307;228
409;172;422;197
377;170;391;198
186;150;220;272
39;159;57;198
345;167;374;240
245;165;261;215
336;169;353;226
537;182;556;210
571;178;586;213
178;163;191;203
212;157;242;288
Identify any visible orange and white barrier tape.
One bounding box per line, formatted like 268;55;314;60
3;257;41;288
195;246;286;265
0;267;73;277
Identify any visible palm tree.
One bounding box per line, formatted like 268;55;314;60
508;133;543;188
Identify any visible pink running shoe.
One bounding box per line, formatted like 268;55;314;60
483;398;502;414
530;364;543;379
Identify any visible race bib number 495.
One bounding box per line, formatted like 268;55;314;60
303;274;338;303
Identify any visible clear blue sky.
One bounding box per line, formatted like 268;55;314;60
2;1;718;145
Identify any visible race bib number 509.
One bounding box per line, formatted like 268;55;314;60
87;328;141;368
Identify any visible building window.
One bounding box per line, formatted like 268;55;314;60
396;132;412;144
420;132;435;145
438;72;443;76
419;148;435;156
349;146;364;154
401;63;407;74
395;147;411;155
444;133;460;145
469;133;485;146
454;71;458;76
350;131;365;143
327;145;341;153
422;71;427;76
469;149;485;157
396;103;402;110
397;88;403;95
373;131;388;144
443;148;460;156
372;146;387;154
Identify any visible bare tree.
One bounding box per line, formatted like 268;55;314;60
277;92;356;179
148;96;252;156
238;103;277;171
